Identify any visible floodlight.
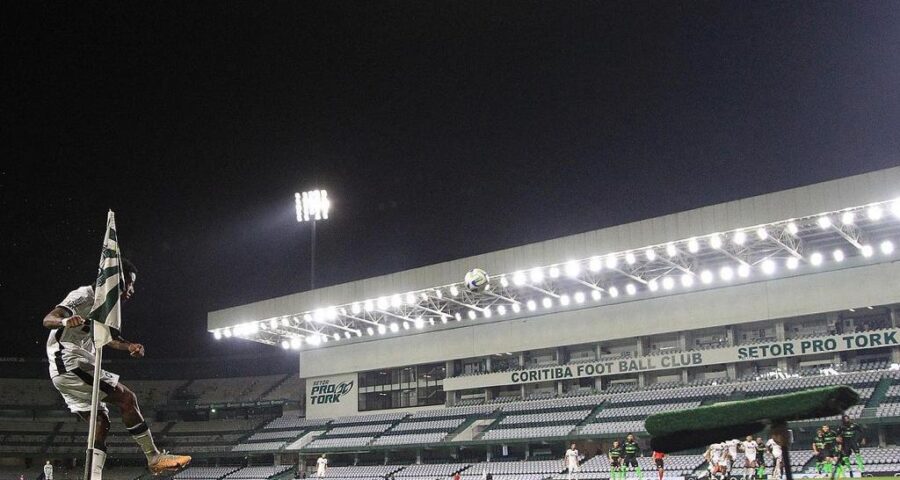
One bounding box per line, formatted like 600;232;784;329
700;270;713;284
761;259;776;275
720;266;734;281
709;234;723;249
390;322;399;332
648;279;659;292
861;245;874;258
681;274;694;288
526;300;537;311
786;257;799;269
605;255;618;269
666;243;677;257
391;295;402;308
608;286;619;298
378;324;387;334
542;297;553;309
367;327;374;336
810;252;824;266
467;310;477;320
294;190;330;222
500;276;509;287
565;260;580;277
560;294;571;306
402;322;410;330
787;222;799;235
449;285;459;297
281;340;290;350
513;271;527;285
405;293;416;305
223;328;232;338
733;231;746;245
737;264;750;278
512;303;521;313
549;266;560;278
867;205;883;221
213;330;222;340
756;227;768;240
377;297;389;310
842;211;855;225
291;338;303;349
687;238;699;253
625;251;636;264
625;284;637;296
591;289;602;301
414;318;425;329
881;240;895;255
662;277;675;290
483;307;492;318
269;318;278;329
645;248;657;261
589;256;603;272
833;249;845;262
498;305;507;315
818;216;832;229
351;303;361;315
530;267;544;283
574;291;585;304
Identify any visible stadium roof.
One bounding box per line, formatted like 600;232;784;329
209;167;900;351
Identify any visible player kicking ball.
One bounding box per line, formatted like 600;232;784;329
44;259;191;478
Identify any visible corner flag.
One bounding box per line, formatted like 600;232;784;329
89;210;124;348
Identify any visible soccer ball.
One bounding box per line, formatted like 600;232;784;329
464;268;490;292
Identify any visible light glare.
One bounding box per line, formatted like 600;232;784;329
648;279;659;292
786;257;799;270
529;267;544;283
645;248;657;261
687;238;699;253
680;274;693;288
608;286;619;298
818;216;832;229
833;249;845;262
574;291;585;304
625;251;636;265
861;245;874;258
565;260;580;277
738;264;750;278
591;289;602;301
700;270;713;284
625;284;636;296
867;205;883;221
810;252;824;266
662;277;675;290
720;266;734;281
761;259;776;275
709;234;723;249
666;243;677;258
881;240;895;255
589;256;603;272
842;211;855;225
542;297;553;309
733;231;746;245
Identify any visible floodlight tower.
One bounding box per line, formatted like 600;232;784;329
295;189;330;290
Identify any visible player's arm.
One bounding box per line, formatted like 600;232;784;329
107;333;145;358
42;307;84;329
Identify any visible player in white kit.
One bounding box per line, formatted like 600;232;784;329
705;443;725;480
564;443;580;480
766;438;784;480
44;259;190;478
43;461;53;480
316;454;328;478
740;436;758;480
724;439;740;473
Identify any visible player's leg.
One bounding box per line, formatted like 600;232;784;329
104;381;191;474
75;410;110;480
634;459;643;480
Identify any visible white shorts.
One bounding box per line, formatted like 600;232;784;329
51;366;120;414
745;453;757;463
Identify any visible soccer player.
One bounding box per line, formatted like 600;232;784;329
651;451;665;480
755;437;767;480
316;454;328;478
833;435;852;479
564;443;580;480
724;439;740;474
765;437;783;480
44;259;190;478
837;415;865;475
740;436;758;480
812;428;827;476
609;440;624;480
43;461;53;480
623;434;643;480
704;442;724;480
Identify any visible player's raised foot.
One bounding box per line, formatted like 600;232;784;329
149;450;192;476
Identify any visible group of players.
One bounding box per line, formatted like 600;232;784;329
703;415;864;480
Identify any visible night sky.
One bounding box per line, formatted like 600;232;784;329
3;2;899;361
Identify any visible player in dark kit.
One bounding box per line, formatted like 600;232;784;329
608;441;624;480
623;434;643;480
837;415;865;474
755;437;767;479
813;429;829;477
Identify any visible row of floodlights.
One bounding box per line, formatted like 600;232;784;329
213;236;896;348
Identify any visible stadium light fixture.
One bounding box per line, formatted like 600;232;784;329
414;318;424;329
665;243;677;258
591;289;602;301
377;297;389;309
530;267;544;283
681;273;694;288
500;275;509;287
351;303;361;315
402;322;410;330
483;307;492;318
709;233;723;249
881;240;895;255
720;266;734;281
391;295;402;308
511;303;521;313
512;271;527;285
733;230;746;246
625;251;636;265
861;245;874;258
687;238;699;253
786;257;799;270
737;264;750;278
625;283;637;296
306;336;320;346
560;294;571;306
841;211;855;225
497;305;507;315
700;270;714;284
467;310;477;320
833;249;845;262
648;279;659;292
389;322;399;333
366;327;374;336
454;313;462;322
818;216;832;229
868;205;883;221
565;260;580;277
223;327;232;338
605;255;618;269
295;189;330;290
449;285;459;297
542;297;553;309
589;256;603;272
549;266;560;278
756;227;768;240
573;291;585;304
761;259;777;275
787;222;799;235
645;248;657;261
378;324;387;334
281;340;290;350
608;286;619;298
405;292;416;305
213;330;222;340
526;300;537;311
662;277;675;290
810;252;824;266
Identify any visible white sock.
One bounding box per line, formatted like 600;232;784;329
127;421;160;462
91;449;106;480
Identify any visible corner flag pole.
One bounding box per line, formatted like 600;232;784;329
83;210;123;480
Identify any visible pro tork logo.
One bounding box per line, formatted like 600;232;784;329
310;379;354;404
